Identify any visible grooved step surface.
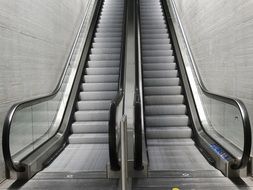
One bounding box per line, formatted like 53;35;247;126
84;75;118;83
146;127;192;139
15;179;119;190
77;101;111;110
81;83;118;91
69;134;108;144
145;105;186;115
42;144;109;172
144;78;180;86
72;121;108;133
147;145;218;173
143;63;176;71
144;86;182;95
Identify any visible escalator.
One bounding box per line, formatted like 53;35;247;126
139;0;219;176
133;0;252;189
36;0;124;179
2;0;125;189
1;0;253;189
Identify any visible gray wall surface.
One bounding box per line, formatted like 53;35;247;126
0;0;92;181
174;0;253;150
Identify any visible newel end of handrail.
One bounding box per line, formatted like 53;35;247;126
231;99;252;170
108;101;120;171
2;104;26;173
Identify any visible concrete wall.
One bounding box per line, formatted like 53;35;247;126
0;0;92;180
174;0;253;149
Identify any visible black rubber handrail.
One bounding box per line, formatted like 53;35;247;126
108;0;127;171
161;0;252;170
2;0;96;173
133;0;143;170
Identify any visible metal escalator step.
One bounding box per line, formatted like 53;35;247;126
71;121;108;133
143;63;176;71
100;11;123;15
86;68;119;75
84;75;118;83
89;54;120;61
141;33;168;39
142;50;173;57
68;134;108;144
142;39;170;45
145;105;187;115
91;48;121;54
98;18;123;24
141;19;165;25
81;83;118;91
97;23;122;29
145;115;189;126
141;24;166;30
144;86;181;95
144;78;180;86
74;110;109;121
143;56;175;63
141;28;168;34
141;15;163;19
147;139;195;146
87;60;120;67
99;15;123;20
93;37;122;43
95;28;122;33
95;32;122;38
143;70;178;78
146;126;192;139
76;100;111;110
141;8;162;11
99;14;123;20
144;95;184;105
79;91;116;101
140;12;163;17
142;44;172;51
92;41;121;48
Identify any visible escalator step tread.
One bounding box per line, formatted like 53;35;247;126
79;91;117;100
144;95;184;105
145;105;186;115
144;86;182;95
74;110;109;121
144;78;180;86
76;100;111;110
69;133;108;144
88;60;120;66
81;83;118;91
145;115;190;126
72;121;108;133
147;139;195;146
143;70;178;78
143;63;176;71
86;67;119;75
84;75;119;83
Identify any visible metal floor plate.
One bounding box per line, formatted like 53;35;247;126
148;143;223;178
1;179;119;190
133;177;253;190
35;144;109;179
